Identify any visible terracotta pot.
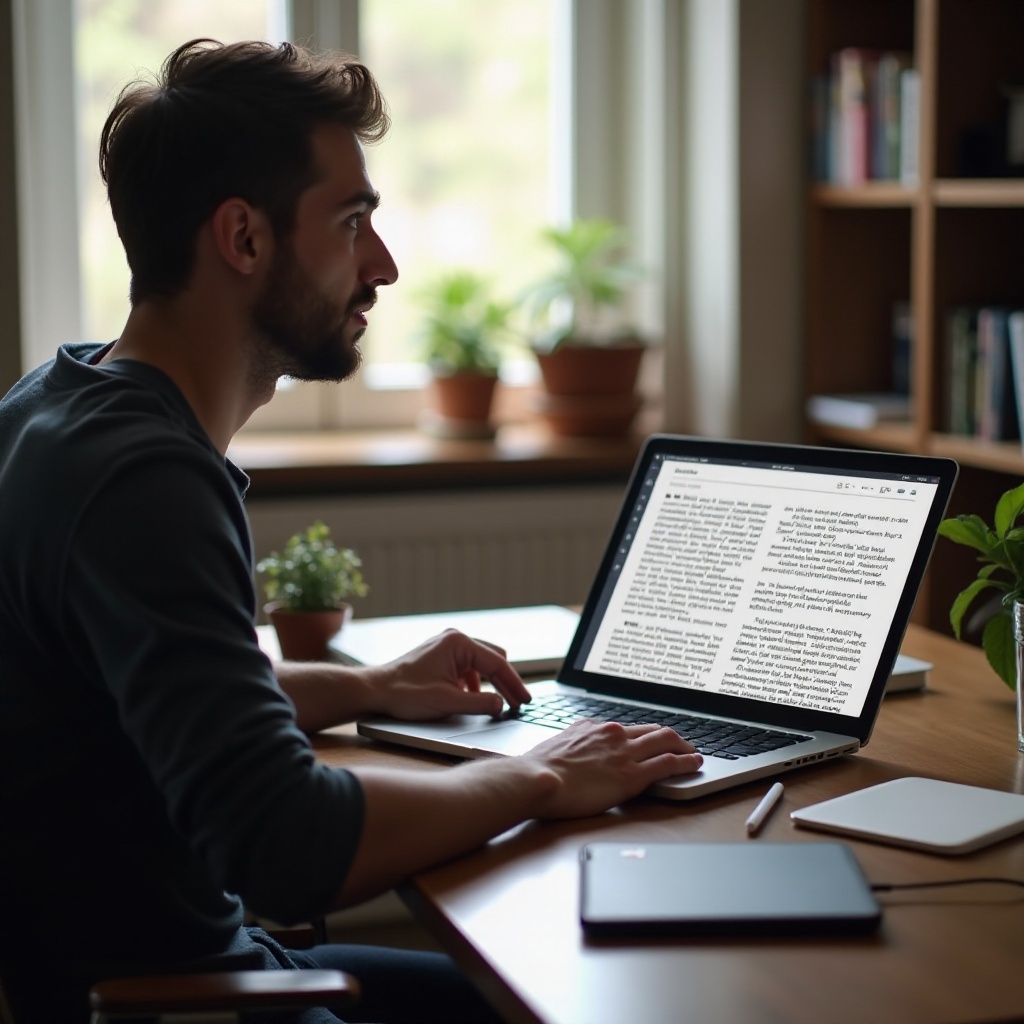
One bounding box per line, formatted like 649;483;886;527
531;390;643;438
420;370;499;439
534;342;644;397
533;342;645;436
265;602;352;661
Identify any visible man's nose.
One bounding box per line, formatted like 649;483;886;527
366;228;399;287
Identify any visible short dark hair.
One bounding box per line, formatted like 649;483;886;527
99;39;389;305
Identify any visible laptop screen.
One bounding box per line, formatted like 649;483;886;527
563;435;957;739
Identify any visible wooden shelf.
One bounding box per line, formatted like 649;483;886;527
812;179;1024;209
813;422;1024;476
925;433;1024;475
932;179;1024;207
803;0;1024;635
810;183;917;208
809;421;920;453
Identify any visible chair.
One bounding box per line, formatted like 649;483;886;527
1;925;360;1024
88;966;358;1023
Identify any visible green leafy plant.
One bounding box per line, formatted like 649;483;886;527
937;481;1024;688
418;271;513;374
257;521;368;613
522;218;646;351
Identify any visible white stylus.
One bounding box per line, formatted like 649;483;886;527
745;781;784;836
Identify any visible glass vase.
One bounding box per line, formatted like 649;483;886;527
1013;602;1024;752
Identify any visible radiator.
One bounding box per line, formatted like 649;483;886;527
246;484;624;618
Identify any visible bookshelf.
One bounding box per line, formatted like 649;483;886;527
804;0;1024;633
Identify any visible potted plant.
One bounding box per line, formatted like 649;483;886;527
522;217;649;437
936;480;1024;689
256;520;368;661
417;271;513;440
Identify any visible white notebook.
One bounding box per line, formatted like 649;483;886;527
328;605;581;677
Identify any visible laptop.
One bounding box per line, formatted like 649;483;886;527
358;434;958;799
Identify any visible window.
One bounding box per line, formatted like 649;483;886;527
359;0;555;374
76;0;288;347
12;1;674;433
75;1;556;390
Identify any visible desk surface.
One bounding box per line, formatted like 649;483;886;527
312;625;1024;1024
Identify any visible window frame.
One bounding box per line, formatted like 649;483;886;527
10;0;679;433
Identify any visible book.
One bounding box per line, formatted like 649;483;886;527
809;74;833;182
891;299;913;395
812;50;917;186
833;48;879;185
975;307;997;439
899;67;920;185
942;305;1020;441
975;306;1020;442
1009;310;1024;447
874;52;913;180
884;653;931;694
806;392;912;430
944;306;979;435
327;604;581;677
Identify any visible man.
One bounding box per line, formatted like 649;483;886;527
0;39;702;1023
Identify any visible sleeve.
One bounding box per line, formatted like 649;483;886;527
60;448;364;924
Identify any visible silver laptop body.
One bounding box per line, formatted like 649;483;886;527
358;435;958;799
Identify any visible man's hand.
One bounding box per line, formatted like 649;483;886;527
339;717;703;905
274;628;529;732
521;719;704;819
365;628;532;720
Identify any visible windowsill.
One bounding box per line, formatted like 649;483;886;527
229;424;644;498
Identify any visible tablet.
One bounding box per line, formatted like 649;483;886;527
579;841;881;937
791;777;1024;855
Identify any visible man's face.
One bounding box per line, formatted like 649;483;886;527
252;124;398;382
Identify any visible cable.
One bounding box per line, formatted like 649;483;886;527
872;877;1024;893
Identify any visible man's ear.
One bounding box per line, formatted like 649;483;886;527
210;198;272;276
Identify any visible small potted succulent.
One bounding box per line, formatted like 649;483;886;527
521;217;649;437
417;270;514;439
257;520;368;661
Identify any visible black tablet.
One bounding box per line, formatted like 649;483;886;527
579;841;881;937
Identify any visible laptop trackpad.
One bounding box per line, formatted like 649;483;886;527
445;720;554;756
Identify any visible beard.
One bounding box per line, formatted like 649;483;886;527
251;240;374;383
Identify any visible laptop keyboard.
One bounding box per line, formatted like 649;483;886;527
510;693;811;760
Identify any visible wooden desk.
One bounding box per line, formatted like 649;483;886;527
313;626;1024;1024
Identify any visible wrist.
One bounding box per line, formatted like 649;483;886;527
470;754;561;816
351;662;397;717
275;661;390;729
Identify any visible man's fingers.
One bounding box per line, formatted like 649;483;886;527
485;677;530;711
640;750;704;778
622;723;698;755
623;728;703;783
459;669;483;693
470;636;508;660
439;688;504;718
461;640;531;707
